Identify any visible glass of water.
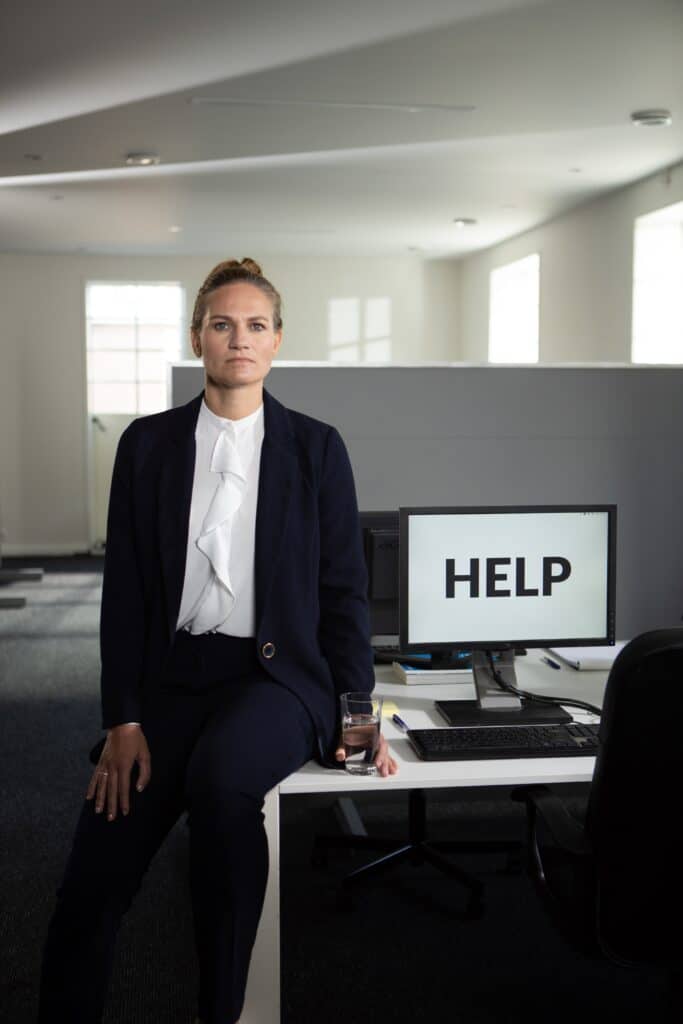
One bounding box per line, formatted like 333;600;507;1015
340;692;383;775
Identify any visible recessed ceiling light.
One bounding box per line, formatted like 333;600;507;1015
24;153;42;161
125;152;160;167
453;217;477;228
169;225;182;233
630;109;672;127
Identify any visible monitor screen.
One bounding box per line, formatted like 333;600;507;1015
400;505;616;652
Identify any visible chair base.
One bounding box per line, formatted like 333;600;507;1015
313;789;522;915
0;568;43;583
0;567;42;609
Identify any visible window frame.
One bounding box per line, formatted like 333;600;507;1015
488;252;541;365
84;280;185;415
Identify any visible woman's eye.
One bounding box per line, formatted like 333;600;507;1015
251;322;266;331
214;321;230;331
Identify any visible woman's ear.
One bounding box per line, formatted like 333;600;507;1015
191;331;202;358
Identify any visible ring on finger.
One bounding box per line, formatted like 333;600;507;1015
97;770;109;777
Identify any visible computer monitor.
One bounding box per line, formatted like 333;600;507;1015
399;505;616;723
359;510;399;643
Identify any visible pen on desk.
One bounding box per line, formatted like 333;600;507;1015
392;713;410;732
541;656;561;670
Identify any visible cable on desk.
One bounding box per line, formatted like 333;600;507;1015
487;652;602;717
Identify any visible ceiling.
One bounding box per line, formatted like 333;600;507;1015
1;0;681;257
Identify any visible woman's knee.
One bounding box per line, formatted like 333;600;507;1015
185;773;264;829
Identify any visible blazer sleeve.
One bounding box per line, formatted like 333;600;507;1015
99;423;147;728
317;426;375;699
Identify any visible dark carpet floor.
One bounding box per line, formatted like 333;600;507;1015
0;562;671;1023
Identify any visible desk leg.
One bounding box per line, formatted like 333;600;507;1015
241;786;280;1024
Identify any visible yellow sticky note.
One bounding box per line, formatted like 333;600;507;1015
382;700;399;718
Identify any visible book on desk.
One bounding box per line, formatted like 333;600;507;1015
391;657;472;684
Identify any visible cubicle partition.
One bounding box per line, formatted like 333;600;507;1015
171;362;683;641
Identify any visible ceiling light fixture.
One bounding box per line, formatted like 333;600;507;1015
453;217;476;229
124;152;160;167
169;225;182;233
630;109;672;127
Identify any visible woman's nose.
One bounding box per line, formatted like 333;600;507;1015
229;326;249;347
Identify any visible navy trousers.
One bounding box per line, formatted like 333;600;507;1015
38;632;316;1024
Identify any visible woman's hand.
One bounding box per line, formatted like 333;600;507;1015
335;732;398;777
86;724;151;821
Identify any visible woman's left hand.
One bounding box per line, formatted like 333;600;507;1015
335;732;398;777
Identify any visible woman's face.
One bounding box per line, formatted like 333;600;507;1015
192;281;282;392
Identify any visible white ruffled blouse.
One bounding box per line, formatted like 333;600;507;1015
176;399;264;636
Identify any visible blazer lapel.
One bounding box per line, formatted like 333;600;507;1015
254;389;297;628
158;393;202;640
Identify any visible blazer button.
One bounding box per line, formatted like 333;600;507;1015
261;641;276;659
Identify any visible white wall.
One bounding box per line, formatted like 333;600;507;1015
458;160;683;362
0;252;459;553
6;155;682;555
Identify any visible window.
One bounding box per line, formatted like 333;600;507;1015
85;283;184;414
328;296;392;361
632;202;683;364
488;253;540;363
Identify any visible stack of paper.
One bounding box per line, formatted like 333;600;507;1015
547;642;626;671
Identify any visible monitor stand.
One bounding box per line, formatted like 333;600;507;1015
437;649;571;726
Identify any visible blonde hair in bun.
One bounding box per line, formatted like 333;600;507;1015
191;258;282;334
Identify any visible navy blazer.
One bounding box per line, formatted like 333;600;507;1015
99;388;375;765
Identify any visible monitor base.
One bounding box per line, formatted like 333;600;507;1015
436;649;572;726
435;701;571;727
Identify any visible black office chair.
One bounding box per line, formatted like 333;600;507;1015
513;629;683;1012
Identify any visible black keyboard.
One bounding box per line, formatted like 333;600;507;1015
408;722;600;761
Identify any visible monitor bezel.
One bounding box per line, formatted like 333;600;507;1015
399;504;617;652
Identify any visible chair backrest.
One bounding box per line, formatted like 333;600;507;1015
585;628;683;966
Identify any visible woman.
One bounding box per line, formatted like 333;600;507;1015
38;258;397;1024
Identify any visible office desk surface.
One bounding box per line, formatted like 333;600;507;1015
281;652;607;793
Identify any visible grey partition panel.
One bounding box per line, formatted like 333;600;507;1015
171;363;683;639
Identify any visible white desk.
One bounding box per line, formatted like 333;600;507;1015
242;653;608;1024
